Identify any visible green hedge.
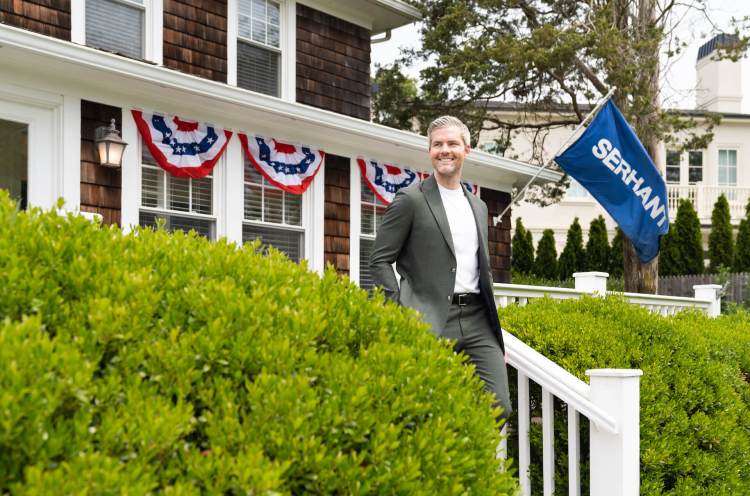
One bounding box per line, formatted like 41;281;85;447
499;296;750;495
0;192;516;495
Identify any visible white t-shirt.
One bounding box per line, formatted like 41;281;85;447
438;183;480;294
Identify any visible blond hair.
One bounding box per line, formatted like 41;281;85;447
427;116;471;147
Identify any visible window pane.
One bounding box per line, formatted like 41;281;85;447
666;150;680;166
243;224;303;262
284;192;302;226
168;176;190;212
374;205;386;233
86;0;143;59
268;1;280;26
140;211;215;240
666;167;680;183
244;161;264;183
263;186;283;224
268;25;280;47
141;166;164;208
359;237;375;290
689;167;702;184
361;177;376;203
361;206;374;236
0;119;28;209
238;4;252;39
252;18;266;44
192;177;213;215
244;184;263;221
237;41;280;97
688;151;703;167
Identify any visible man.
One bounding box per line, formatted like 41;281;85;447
369;115;512;420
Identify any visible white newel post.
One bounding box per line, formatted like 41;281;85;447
587;369;642;496
693;284;722;317
573;272;609;295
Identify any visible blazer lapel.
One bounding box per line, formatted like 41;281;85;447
422;175;455;258
466;188;490;269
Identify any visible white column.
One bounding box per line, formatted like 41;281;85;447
70;0;85;44
227;0;238;85
223;137;244;244
573;272;609;295
587;369;643;496
119;110;140;232
62;95;81;210
693;284;722;317
349;158;362;284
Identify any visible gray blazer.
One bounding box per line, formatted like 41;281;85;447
369;175;504;353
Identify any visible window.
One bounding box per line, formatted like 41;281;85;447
688;151;703;184
565;178;589;199
718;149;738;186
359;176;387;290
243;158;304;261
86;0;145;59
0;119;28;209
666;149;681;184
237;0;281;96
139;142;216;239
479;141;506;156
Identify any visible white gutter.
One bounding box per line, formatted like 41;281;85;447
0;24;561;189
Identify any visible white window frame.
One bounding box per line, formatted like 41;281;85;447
0;82;65;211
137;137;220;239
688;150;704;185
71;0;163;65
665;149;681;185
718;148;738;187
228;0;296;101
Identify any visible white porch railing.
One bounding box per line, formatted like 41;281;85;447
495;272;722;495
667;183;750;223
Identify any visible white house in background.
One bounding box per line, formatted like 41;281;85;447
480;34;748;252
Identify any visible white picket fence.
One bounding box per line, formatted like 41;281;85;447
495;272;722;496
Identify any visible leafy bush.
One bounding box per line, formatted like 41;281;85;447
608;227;624;278
512;217;535;275
533;229;558;280
0;192;516;495
499;296;750;495
558;218;586;280
708;194;733;273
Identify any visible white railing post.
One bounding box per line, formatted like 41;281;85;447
693;284;722;317
587;369;643;496
573;272;609;295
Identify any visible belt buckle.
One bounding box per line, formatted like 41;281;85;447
458;293;468;306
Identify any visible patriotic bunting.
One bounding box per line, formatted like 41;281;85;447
359;159;479;204
358;158;421;204
132;110;232;178
240;134;324;195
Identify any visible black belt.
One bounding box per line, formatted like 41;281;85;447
452;293;481;306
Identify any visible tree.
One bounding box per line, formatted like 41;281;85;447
734;199;750;272
533;229;558;280
379;0;747;292
658;223;682;276
673;199;705;275
608;227;624;278
558;217;585;280
371;64;418;130
585;216;610;272
708;194;734;272
511;218;535;274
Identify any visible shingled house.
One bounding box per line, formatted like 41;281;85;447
0;0;559;287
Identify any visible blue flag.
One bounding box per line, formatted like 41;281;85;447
554;100;669;263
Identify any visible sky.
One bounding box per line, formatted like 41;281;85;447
371;0;750;112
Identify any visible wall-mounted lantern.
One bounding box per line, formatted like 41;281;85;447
95;119;128;168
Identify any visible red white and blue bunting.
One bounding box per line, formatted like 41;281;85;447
132;110;232;178
240;134;324;195
358;158;422;204
359;159;479;204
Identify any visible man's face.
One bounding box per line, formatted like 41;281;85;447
429;126;470;181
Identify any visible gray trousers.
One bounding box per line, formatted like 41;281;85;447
442;299;512;421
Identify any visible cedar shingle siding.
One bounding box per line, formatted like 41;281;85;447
296;4;370;120
324;154;350;275
163;0;227;82
80;100;122;227
482;188;512;283
0;0;70;40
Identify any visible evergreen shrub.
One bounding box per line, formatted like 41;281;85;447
500;297;750;495
557;218;585;280
734;198;750;272
585;216;609;271
533;229;558;280
512;218;535;275
672;199;705;275
608;227;624;278
708;194;734;272
0;193;516;495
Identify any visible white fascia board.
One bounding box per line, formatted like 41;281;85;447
298;0;420;33
0;24;560;192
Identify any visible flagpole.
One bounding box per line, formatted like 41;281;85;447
493;86;617;225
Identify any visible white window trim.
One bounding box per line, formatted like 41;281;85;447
0;82;65;211
228;0;296;102
717;147;739;186
71;0;163;65
349;158;362;284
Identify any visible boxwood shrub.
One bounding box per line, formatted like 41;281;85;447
0;192;516;495
499;296;750;495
